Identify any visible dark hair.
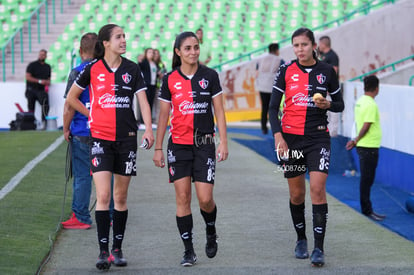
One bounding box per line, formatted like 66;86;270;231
319;35;331;47
291;27;317;60
94;24;119;59
80;32;98;55
268;43;279;53
144;48;153;61
363;75;379;92
171;31;199;69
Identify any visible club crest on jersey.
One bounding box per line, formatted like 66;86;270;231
122;73;132;84
199;78;209;89
317;73;326;84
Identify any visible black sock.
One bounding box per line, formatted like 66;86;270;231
290;201;307;241
313;203;328;252
176;214;193;251
112;209;128;250
95;210;111;252
200;205;217;236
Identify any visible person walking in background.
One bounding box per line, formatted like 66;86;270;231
153;31;228;267
62;32;98;230
255;43;284;134
319;35;340;136
318;36;339;76
196;28;212;65
25;49;51;129
152;48;167;123
269;27;344;267
346;75;385;222
139;48;158;124
66;24;154;270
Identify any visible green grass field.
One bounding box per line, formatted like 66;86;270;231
0;131;72;274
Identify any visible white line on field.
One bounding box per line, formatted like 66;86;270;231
0;135;65;201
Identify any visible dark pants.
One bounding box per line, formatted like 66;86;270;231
26;87;49;121
259;92;271;133
356;147;379;215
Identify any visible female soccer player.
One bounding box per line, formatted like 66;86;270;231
66;24;154;270
152;31;228;267
269;27;344;267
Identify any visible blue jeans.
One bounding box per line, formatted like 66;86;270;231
71;137;93;224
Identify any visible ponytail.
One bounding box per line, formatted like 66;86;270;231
94;41;105;59
94;24;119;60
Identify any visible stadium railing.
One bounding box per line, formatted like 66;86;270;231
348;54;414;82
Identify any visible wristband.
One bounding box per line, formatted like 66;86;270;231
38;79;41;84
155;148;162;151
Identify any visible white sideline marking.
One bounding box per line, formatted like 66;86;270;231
0;135;65;201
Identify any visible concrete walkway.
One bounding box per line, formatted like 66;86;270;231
42;130;414;274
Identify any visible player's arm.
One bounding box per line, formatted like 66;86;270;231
213;93;228;162
153;99;170;168
136;90;154;148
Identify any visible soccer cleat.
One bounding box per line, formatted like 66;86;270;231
109;248;127;266
295;239;309;259
96;250;111;270
310;248;325;267
205;234;218;258
61;214;91;229
180;249;197;266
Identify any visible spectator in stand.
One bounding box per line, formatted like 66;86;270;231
25;49;51;129
196;28;212;65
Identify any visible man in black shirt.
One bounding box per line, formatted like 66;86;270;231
318;36;339;77
25;49;51;128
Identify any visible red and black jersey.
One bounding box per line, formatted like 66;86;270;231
269;59;343;136
75;57;147;141
159;65;222;145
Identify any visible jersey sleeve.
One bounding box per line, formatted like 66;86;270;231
63;69;79;98
327;67;344;112
134;64;147;94
74;63;91;90
210;69;223;98
272;63;287;94
159;74;171;102
269;65;286;134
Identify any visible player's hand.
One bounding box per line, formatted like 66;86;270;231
216;142;229;162
153;150;165;168
142;130;154;149
274;132;289;160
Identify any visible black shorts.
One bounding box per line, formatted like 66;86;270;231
90;137;137;176
279;133;331;178
167;135;216;184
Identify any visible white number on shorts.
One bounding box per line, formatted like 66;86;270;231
319;158;325;170
125;161;134;174
207;168;215;181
